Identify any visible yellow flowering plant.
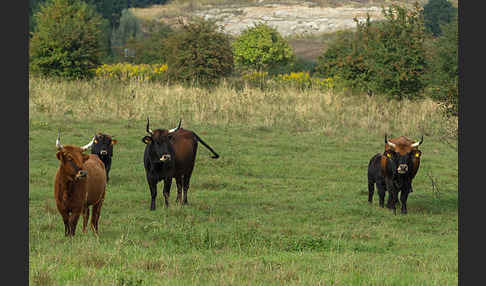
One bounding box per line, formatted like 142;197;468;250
95;63;168;82
275;72;334;91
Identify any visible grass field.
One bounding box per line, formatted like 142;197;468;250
29;77;458;285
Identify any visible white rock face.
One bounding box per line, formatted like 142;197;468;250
192;4;384;36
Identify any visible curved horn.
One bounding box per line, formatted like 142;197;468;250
56;129;63;150
168;118;182;133
81;136;95;151
385;134;396;148
411;135;424;148
146;116;153;135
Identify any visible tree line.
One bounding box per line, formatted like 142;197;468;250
29;0;457;117
29;0;169;34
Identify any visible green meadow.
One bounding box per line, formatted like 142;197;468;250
29;77;458;285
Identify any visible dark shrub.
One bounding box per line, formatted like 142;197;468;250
165;19;234;86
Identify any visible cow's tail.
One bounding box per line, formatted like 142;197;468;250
194;133;219;159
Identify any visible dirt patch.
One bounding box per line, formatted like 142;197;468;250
194;3;385;36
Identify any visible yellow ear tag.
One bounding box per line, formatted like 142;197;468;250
94;139;98;144
415;153;420;157
386;153;391;158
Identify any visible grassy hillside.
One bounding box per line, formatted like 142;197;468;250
29;77;457;285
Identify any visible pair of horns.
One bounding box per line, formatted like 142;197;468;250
56;129;94;151
146;117;182;135
385;134;423;148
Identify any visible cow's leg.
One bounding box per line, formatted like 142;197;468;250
175;175;183;204
376;180;387;208
368;179;375;203
182;174;192;205
162;178;173;208
90;194;105;235
68;207;82;236
390;191;399;215
385;180;398;214
400;190;410;214
60;211;70;236
147;175;158;211
82;203;90;233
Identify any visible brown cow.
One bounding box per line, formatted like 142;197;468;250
368;134;423;214
54;130;107;236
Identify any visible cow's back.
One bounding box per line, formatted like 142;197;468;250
368;153;383;182
84;154;106;205
171;129;197;175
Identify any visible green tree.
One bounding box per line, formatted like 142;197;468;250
232;23;295;73
110;9;142;53
423;0;456;36
316;3;427;99
165;19;234;86
429;17;458;116
315;30;372;92
29;0;108;79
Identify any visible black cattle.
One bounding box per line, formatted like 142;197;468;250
367;153;388;208
90;133;117;182
141;117;219;210
368;135;423;214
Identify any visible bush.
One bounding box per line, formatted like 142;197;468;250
165;19;234;86
29;0;108;79
316;3;428;99
232;23;295;73
423;0;456;36
315;30;371;92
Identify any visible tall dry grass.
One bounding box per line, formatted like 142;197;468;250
29;76;456;139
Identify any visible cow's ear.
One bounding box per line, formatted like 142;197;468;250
142;136;152;144
111;139;118;145
56;151;63;161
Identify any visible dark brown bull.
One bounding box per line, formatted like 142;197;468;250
54;130;107;236
368;135;423;214
142;117;219;210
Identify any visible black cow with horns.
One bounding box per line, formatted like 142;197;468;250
141;117;219;210
90;133;117;182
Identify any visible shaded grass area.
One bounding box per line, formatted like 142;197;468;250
29;114;457;285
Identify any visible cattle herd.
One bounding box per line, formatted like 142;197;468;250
53;117;423;236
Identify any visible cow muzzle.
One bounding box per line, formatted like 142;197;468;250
100;150;108;155
160;154;171;162
75;170;88;180
397;164;408;174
